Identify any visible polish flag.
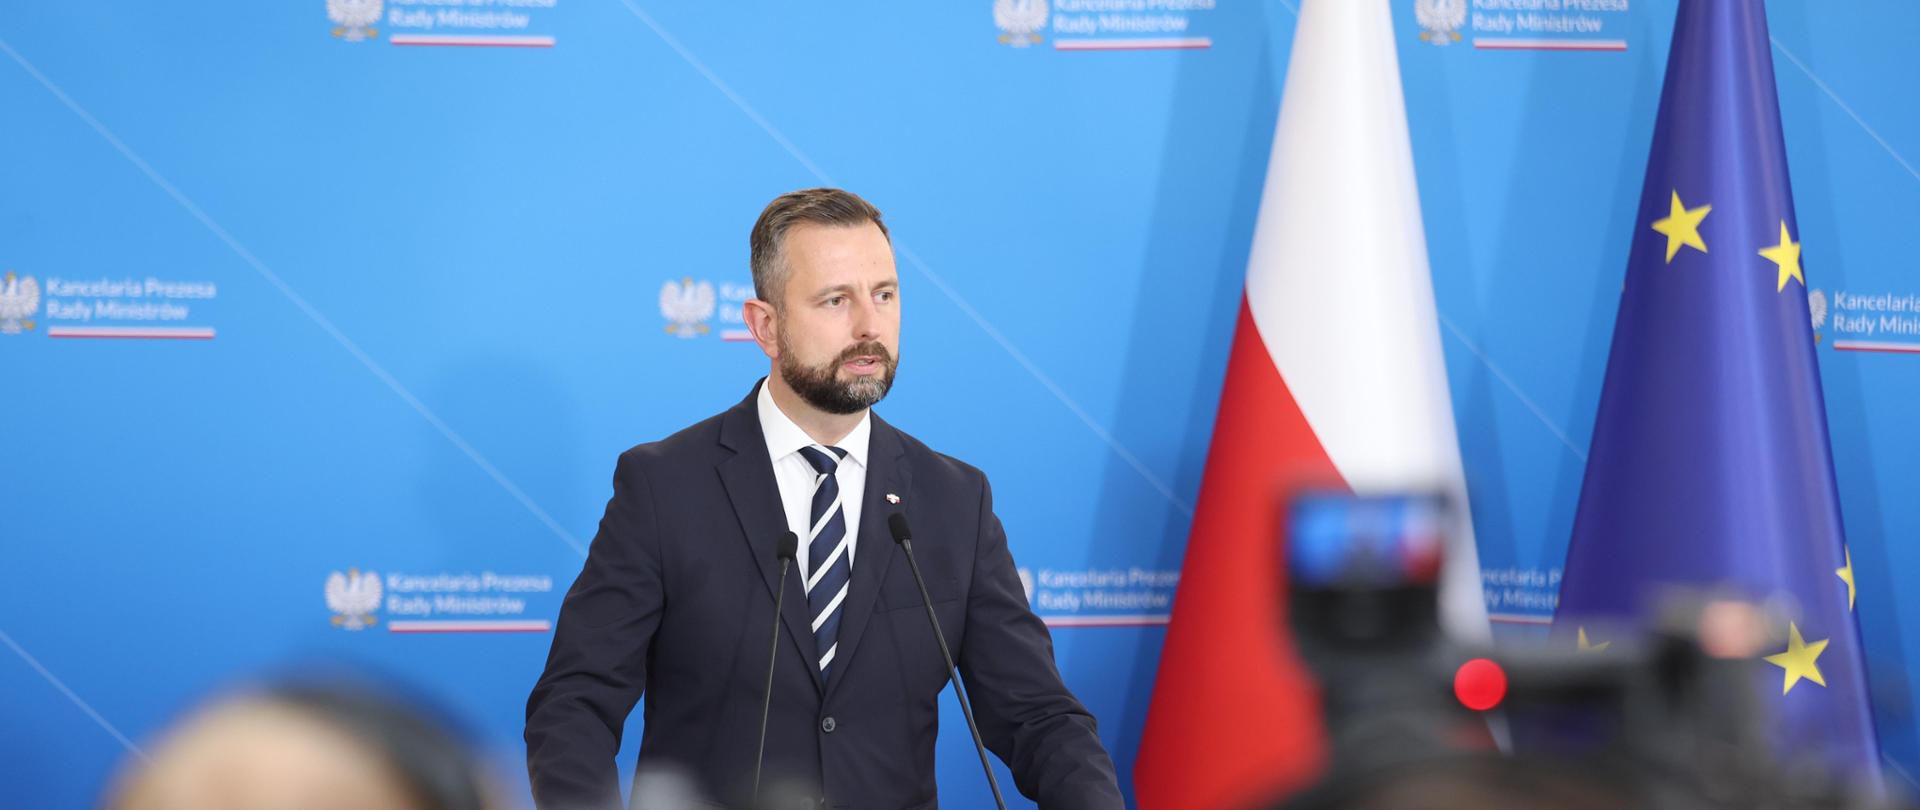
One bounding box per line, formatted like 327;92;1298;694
1133;2;1489;807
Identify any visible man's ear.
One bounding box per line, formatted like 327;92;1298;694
743;298;779;361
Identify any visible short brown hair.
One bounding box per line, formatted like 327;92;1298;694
749;188;890;304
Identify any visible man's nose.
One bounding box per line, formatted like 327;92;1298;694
850;295;881;341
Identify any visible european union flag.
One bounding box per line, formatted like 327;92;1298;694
1554;0;1879;778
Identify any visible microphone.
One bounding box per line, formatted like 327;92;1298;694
752;531;799;808
887;513;1008;810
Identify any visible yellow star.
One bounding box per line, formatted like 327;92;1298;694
1577;626;1610;653
1651;190;1711;262
1763;622;1829;695
1759;221;1804;292
1837;547;1856;611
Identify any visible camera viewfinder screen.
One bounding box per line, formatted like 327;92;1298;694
1286;492;1446;588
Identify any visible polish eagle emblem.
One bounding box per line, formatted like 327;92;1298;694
660;278;716;338
994;0;1047;47
0;272;39;335
1416;0;1466;45
327;0;382;42
325;568;383;630
1808;288;1828;343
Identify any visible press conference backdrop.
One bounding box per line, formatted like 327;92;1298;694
3;1;1917;806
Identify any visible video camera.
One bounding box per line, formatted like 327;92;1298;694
1276;488;1901;810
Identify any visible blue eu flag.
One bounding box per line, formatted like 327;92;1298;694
1554;0;1879;777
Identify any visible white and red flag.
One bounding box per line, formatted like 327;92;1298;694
1134;2;1488;807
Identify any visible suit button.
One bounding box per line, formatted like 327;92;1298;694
821;716;837;734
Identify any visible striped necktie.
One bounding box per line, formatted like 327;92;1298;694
798;444;851;681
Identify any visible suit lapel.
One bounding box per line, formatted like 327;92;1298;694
717;382;824;695
823;413;912;702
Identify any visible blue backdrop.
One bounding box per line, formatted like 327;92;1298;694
4;1;1918;807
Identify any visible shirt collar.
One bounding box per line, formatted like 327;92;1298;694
757;378;870;469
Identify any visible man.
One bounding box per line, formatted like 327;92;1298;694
525;188;1122;810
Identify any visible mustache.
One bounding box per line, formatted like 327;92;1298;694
835;341;894;366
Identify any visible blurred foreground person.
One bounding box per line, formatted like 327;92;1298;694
106;683;497;810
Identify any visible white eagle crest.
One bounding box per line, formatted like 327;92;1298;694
1415;0;1466;45
660;278;716;338
325;568;383;630
327;0;382;42
994;0;1047;47
1809;288;1828;331
0;272;39;335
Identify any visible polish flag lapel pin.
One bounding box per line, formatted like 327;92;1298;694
885;493;901;504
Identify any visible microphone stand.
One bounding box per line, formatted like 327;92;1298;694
753;531;799;808
891;514;1009;810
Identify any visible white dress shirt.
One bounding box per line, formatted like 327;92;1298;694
758;379;870;582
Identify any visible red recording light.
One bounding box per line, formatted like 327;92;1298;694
1453;657;1507;711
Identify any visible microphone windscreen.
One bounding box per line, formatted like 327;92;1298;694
887;513;912;545
776;531;799;561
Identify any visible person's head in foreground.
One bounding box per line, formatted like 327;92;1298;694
106;683;497;810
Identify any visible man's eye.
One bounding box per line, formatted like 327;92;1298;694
825;296;846;307
877;291;895;302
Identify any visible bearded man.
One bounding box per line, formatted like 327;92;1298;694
525;188;1122;810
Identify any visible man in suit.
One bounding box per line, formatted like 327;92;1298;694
525;188;1122;810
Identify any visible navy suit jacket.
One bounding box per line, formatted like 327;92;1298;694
526;382;1122;810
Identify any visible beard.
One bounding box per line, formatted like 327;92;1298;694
777;336;898;415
